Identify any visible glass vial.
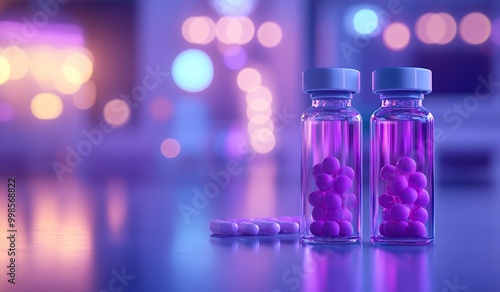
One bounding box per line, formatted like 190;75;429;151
370;67;434;245
301;68;362;244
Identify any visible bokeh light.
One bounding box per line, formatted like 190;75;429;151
54;71;82;94
182;17;216;45
103;99;131;127
210;0;258;17
172;49;214;92
0;102;15;122
72;81;96;110
215;16;255;45
149;97;173;122
245;85;275;154
30;48;58;84
245;86;272;104
237;67;261;92
353;9;378;35
160;138;181;158
415;13;434;44
31;93;63;120
62;51;93;85
250;128;276;154
1;46;29;80
433;13;457;44
383;22;410;50
0;55;11;84
257;22;282;47
459;12;491;45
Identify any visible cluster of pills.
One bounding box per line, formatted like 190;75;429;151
378;157;430;238
210;216;300;236
308;156;357;238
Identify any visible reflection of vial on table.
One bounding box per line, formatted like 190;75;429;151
300;68;362;244
370;67;434;245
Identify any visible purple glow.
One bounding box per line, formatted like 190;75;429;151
491;19;500;45
223;47;247;70
0;21;84;46
0;103;15;122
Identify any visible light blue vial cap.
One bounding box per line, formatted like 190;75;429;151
302;68;360;94
372;67;432;94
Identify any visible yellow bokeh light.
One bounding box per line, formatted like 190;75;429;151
72;81;96;110
63;51;93;85
31;93;63;120
237;67;262;92
30;49;59;82
2;46;29;80
62;65;83;85
103;99;131;127
0;55;11;85
54;70;82;94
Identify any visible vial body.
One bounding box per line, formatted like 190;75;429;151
370;96;434;244
301;96;362;244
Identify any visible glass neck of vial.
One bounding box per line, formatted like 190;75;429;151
310;91;353;108
379;91;424;108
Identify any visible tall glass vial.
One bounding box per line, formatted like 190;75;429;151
301;68;362;244
370;67;434;244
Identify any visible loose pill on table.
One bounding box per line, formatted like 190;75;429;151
338;166;355;180
338;220;353;237
390;204;410;221
312;206;327;221
276;221;299;234
408;221;426;237
381;164;398;182
414;189;430;207
252;220;281;235
408;172;427;191
410;207;428;223
399;187;418;204
323;221;340;237
310;221;324;236
322;156;341;174
379;193;396;208
343;193;357;208
393;221;409;237
308;190;325;207
396;157;417;176
326;207;344;221
390;174;409;194
382;208;391;221
343;209;353;222
333;175;352;193
315;173;333;191
210;220;239;236
238;221;260;235
325;191;342;209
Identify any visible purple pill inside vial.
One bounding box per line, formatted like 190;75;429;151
390;175;409;194
312;206;327;221
326;207;344;221
308;190;325;207
410;207;428;223
393;221;409;237
338;166;355;179
408;221;427;237
379;223;387;236
325;191;342;209
312;163;324;177
384;221;396;237
338;220;353;237
390;204;410;221
323;221;340;237
210;220;239;236
379;193;396;208
315;173;333;191
276;221;299;234
238;221;260;235
399;187;418;204
408;172;427;191
414;189;430;207
396;157;417;176
343;209;353;222
333;175;352;193
382;208;391;221
343;193;357;208
380;165;398;182
310;221;324;236
385;184;394;195
322;156;341;174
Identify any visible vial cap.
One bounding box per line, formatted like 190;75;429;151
372;67;432;94
302;68;360;94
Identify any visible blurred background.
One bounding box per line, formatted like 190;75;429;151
0;0;499;291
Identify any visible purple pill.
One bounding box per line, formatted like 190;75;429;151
396;157;416;176
379;223;387;236
390;174;409;194
312;206;327;221
410;207;428;223
210;220;239;236
393;221;409;237
325;191;342;209
312;163;324;177
385;184;394;195
276;221;299;234
322;156;341;174
414;189;430;207
333;175;352;193
323;221;340;237
343;193;357;208
338;166;355;179
338;220;353;237
252;220;281;235
379;193;396;208
343;209;353;222
315;173;333;191
399;187;418;204
382;208;391;221
380;165;398;182
308;190;325;207
326;207;344;221
238;221;260;235
390;204;410;221
408;221;426;237
310;221;324;236
384;221;396;237
408;172;427;191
